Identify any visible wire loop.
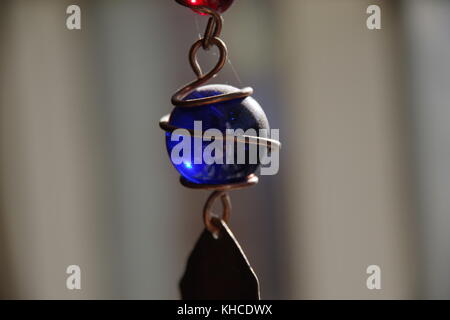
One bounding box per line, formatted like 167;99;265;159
190;37;227;80
170;5;254;108
203;191;231;238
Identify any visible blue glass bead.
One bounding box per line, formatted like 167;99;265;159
166;84;270;185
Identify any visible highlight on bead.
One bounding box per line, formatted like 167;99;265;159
176;0;235;14
166;123;280;182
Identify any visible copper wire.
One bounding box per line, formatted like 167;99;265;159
163;3;280;235
203;191;231;238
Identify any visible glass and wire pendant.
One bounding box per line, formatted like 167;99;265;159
160;0;281;300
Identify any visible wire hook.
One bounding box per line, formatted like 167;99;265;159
203;191;231;238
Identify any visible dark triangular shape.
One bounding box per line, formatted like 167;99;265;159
180;220;260;300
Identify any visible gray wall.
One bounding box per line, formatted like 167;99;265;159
0;0;449;299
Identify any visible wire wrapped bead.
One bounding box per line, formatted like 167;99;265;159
166;84;270;185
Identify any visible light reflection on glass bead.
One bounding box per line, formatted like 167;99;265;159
182;0;235;14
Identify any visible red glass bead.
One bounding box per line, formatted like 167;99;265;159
181;0;234;14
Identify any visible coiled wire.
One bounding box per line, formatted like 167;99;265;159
160;5;279;237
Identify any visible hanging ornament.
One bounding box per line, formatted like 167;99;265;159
160;1;281;300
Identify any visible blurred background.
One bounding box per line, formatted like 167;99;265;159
0;0;449;299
